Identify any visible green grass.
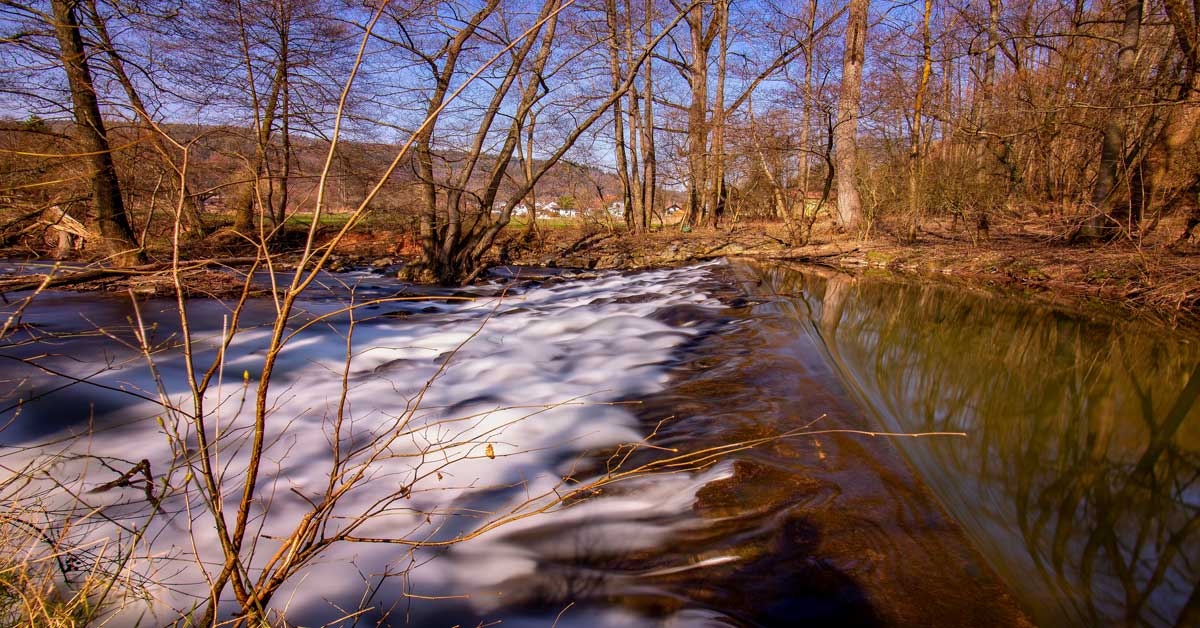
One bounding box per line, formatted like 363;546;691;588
284;212;356;228
503;217;591;230
865;251;895;264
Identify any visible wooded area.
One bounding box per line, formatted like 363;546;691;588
3;2;1200;625
1;0;1198;284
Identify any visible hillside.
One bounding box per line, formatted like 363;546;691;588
0;118;659;224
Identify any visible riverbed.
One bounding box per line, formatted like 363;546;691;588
0;260;1195;626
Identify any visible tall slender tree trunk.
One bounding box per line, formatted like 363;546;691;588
518;116;540;241
707;0;729;228
1161;66;1200;241
50;0;144;267
640;0;656;231
967;0;999;236
276;2;292;227
906;0;933;241
622;0;646;231
974;0;999;157
230;0;288;235
231;73;283;234
684;3;711;226
628;91;645;230
834;0;869;232
522;115;539;239
1080;0;1143;239
605;0;634;230
799;0;817;204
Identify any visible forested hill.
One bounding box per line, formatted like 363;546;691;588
0;118;636;220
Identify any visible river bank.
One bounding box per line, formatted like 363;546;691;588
3;213;1198;330
497;215;1200;329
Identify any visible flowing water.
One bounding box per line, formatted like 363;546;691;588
0;260;1196;627
740;263;1200;628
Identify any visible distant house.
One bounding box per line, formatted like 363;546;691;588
511;203;529;216
607;201;624;217
664;204;682;215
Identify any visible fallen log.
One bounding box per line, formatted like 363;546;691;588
748;243;861;261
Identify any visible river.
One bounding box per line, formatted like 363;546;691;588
0;259;1195;627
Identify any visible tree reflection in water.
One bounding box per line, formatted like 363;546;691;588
746;263;1200;628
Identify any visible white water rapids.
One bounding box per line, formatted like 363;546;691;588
1;262;738;626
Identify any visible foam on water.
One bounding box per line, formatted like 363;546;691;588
2;262;734;625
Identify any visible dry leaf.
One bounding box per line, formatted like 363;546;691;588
485;444;495;459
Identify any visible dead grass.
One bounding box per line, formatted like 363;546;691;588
0;510;105;628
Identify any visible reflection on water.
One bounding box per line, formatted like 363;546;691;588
480;264;1033;626
743;262;1200;628
6;261;1195;626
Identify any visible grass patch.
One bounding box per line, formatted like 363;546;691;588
865;251;894;264
0;524;101;628
284;212;356;228
504;217;589;230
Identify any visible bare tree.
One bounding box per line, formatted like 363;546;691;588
606;0;635;229
834;0;868;232
398;0;693;282
904;0;934;241
49;0;144;266
82;0;207;236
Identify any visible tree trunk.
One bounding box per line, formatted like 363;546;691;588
50;0;144;267
970;0;1001;236
1157;0;1200;241
84;0;207;236
1080;0;1143;239
834;0;869;232
622;0;647;232
605;0;634;231
684;3;711;226
230;0;288;235
277;2;292;227
518;116;540;242
415;5;488;275
707;0;729;227
231;72;283;234
905;0;933;241
799;0;817;203
639;0;656;230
